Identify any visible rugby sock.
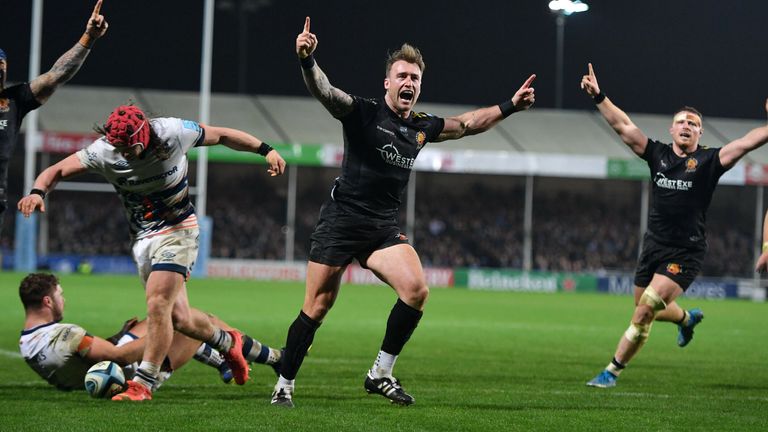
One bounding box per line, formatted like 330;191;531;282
276;375;294;391
380;298;423;356
605;357;626;377
207;327;233;352
134;361;160;391
676;310;691;326
280;311;321;380
370;351;398;379
242;335;281;365
193;343;225;368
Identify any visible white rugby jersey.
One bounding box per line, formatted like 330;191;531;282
19;321;93;390
76;117;204;240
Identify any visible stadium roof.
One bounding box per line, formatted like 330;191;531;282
28;85;768;164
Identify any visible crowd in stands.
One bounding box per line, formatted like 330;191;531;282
0;166;758;278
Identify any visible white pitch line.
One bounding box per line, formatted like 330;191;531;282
0;348;22;359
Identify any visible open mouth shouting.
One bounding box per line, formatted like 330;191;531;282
399;89;414;104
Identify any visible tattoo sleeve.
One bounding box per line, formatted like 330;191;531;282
302;64;354;118
30;43;91;104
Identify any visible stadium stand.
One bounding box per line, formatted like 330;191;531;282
2;85;763;278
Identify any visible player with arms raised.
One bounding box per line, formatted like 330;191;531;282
270;17;536;408
0;0;107;238
581;63;768;388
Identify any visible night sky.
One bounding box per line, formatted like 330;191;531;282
1;0;766;119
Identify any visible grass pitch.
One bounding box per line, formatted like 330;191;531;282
0;271;766;431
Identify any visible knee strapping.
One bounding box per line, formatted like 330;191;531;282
639;286;667;313
624;321;653;344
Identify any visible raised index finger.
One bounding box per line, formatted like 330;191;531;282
92;0;103;16
588;62;595;78
521;74;536;88
303;16;311;33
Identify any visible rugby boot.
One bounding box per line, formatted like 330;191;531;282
112;380;153;401
677;308;704;347
364;371;415;405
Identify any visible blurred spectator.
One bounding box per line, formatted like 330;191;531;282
4;165;757;278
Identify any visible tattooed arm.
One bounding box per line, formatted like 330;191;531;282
29;0;108;104
295;17;354;118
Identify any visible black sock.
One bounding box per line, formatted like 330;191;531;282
280;311;321;380
381;299;423;356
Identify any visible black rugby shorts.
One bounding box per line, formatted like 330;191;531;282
308;199;409;267
633;235;705;291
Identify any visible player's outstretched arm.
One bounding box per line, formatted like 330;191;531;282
84;335;146;366
719;99;768;170
296;17;353;118
435;74;536;142
17;154;87;217
29;0;108;104
581;63;648;156
200;125;286;176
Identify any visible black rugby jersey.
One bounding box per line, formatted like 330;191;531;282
0;83;41;195
332;96;444;216
642;139;727;250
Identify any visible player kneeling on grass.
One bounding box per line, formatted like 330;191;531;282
19;273;282;393
18;105;286;401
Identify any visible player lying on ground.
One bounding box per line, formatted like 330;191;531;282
19;273;282;392
18;104;285;401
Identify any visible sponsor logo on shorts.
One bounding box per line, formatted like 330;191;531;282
160;251;177;260
0;119;7;130
666;263;682;275
685;157;698;173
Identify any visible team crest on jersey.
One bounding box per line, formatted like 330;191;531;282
396;233;409;241
685;158;698;173
666;263;682;275
416;131;426;149
0;98;9;113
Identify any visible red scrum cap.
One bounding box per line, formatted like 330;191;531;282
104;105;149;149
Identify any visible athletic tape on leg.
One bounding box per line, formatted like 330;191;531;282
624;321;653;344
639;286;667;313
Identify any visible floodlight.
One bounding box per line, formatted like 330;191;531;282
548;0;589;16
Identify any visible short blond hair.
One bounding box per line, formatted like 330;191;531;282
385;43;425;76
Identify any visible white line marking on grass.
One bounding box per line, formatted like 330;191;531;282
0;348;22;359
552;390;768;402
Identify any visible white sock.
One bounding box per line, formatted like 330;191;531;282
276;375;294;391
371;350;397;378
134;361;161;390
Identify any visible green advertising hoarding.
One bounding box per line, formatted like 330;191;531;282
606;159;649;180
454;269;597;293
188;143;325;166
